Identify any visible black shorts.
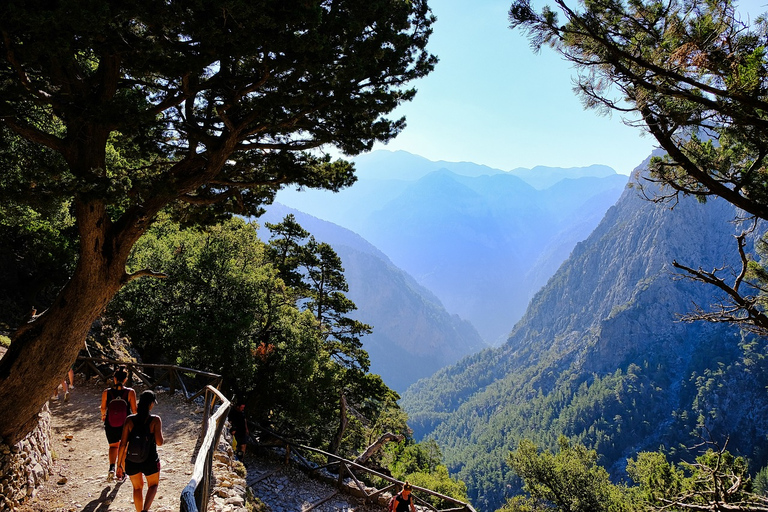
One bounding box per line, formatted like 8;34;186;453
125;456;160;477
234;432;248;448
104;422;123;444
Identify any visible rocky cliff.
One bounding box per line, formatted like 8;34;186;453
401;167;768;511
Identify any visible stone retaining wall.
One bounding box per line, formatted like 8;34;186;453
0;405;54;511
209;430;256;512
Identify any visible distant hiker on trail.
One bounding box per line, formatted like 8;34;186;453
51;368;73;402
101;366;137;481
228;400;249;461
389;481;417;512
117;389;163;512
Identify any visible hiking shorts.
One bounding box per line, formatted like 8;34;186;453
104;422;123;444
125;456;160;477
234;431;248;449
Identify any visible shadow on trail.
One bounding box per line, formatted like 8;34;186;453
81;481;126;512
47;382;101;433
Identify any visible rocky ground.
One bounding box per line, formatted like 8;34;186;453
245;455;387;512
17;377;201;512
11;368;388;512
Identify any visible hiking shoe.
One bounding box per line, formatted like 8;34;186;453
107;464;115;482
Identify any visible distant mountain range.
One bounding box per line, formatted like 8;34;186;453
276;150;628;344
399;163;768;511
257;204;486;393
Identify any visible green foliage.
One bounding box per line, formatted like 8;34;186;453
510;0;768;217
496;495;551;512
108;217;272;383
0;200;78;329
406;466;468;508
504;437;768;512
388;438;445;477
509;0;768;333
627;447;768;510
0;0;436;442
754;465;768;496
107;214;400;451
379;438;469;509
0;124;78;329
506;436;634;512
0;0;437;223
265;214;372;373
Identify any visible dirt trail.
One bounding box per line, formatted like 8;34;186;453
18;378;202;512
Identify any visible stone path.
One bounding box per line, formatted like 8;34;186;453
12;370;389;512
17;378;201;512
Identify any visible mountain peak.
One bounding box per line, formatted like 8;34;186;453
508;164;619;189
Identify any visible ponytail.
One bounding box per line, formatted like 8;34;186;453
136;389;157;422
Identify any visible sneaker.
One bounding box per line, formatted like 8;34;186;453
107;464;115;482
64;391;70;402
50;395;58;401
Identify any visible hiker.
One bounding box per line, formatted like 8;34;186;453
51;365;75;402
116;390;163;512
389;481;417;512
101;366;137;481
228;400;249;461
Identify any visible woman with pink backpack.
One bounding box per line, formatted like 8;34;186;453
100;366;137;481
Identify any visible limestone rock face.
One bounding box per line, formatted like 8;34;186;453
401;164;768;511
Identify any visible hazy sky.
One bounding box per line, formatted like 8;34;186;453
369;0;767;175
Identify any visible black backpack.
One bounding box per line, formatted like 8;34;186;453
126;416;153;463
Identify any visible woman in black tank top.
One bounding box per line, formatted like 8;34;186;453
389;481;417;512
117;390;164;512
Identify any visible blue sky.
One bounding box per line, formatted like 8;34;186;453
369;0;766;175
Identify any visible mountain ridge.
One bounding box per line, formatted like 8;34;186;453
257;203;487;392
400;167;768;511
276;150;628;343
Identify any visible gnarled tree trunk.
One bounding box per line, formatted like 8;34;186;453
0;200;142;444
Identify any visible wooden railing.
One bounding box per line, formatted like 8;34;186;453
253;430;478;512
74;356;223;401
74;356;229;510
77;356;474;511
181;385;231;512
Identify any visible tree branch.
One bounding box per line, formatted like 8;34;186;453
122;269;168;284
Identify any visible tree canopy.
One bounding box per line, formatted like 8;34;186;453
509;0;768;332
0;0;435;444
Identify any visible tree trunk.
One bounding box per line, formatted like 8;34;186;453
0;200;138;444
354;432;404;465
329;391;348;456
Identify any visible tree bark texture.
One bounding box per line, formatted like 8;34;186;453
0;199;141;444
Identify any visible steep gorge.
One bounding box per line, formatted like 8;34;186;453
401;168;768;511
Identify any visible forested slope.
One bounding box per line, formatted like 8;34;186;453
401;167;768;511
258;204;486;392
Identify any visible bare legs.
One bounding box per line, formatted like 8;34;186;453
129;472;160;512
108;442;119;465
